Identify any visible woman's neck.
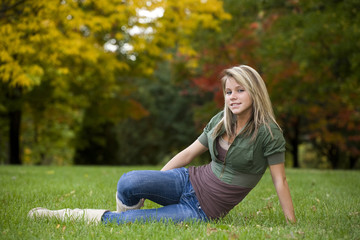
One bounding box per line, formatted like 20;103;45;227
236;117;250;132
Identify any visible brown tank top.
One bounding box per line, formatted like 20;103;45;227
188;137;253;219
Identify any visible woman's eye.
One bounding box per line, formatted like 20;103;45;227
238;89;244;93
226;91;232;95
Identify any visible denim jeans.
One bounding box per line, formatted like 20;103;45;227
102;167;209;224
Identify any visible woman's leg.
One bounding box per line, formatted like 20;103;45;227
103;167;208;224
103;200;204;224
116;168;189;208
28;168;208;224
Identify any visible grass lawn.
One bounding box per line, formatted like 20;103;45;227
0;165;359;239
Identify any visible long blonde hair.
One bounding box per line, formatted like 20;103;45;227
212;65;281;140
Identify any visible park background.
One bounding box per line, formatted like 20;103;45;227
1;0;359;169
1;1;360;239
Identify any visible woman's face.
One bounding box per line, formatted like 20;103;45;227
224;77;253;121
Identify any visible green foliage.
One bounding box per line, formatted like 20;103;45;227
257;0;360;168
1;166;359;239
73;61;208;165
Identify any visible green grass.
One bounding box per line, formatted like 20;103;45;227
0;166;359;239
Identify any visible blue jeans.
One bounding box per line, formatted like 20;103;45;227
102;167;209;224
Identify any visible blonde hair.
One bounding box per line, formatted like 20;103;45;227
212;65;281;140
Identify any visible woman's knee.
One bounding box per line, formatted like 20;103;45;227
117;171;140;197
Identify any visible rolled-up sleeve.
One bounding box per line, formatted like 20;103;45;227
197;111;223;149
262;124;286;165
198;132;208;148
267;152;285;165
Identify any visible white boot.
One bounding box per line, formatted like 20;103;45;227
116;192;144;212
28;207;108;224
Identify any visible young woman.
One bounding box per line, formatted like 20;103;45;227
29;65;296;224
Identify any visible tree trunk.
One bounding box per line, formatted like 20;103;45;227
9;109;22;164
291;138;299;168
349;156;358;169
328;144;340;169
7;86;23;165
289;117;300;168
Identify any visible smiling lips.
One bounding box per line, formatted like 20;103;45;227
231;103;241;107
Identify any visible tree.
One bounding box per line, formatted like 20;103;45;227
0;0;134;164
73;0;232;165
258;0;360;168
108;61;203;165
0;0;231;165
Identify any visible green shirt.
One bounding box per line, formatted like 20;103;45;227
198;111;286;188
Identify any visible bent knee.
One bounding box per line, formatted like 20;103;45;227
117;171;140;197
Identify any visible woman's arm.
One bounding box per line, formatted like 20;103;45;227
269;163;296;224
161;140;208;171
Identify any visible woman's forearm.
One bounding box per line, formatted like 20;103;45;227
270;163;296;224
161;140;208;171
275;179;296;223
161;150;192;171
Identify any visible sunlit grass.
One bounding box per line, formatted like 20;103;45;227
0;166;359;239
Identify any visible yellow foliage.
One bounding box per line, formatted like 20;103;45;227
0;0;130;88
138;0;231;60
1;0;230;89
11;73;32;88
23;147;32;164
178;46;197;57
